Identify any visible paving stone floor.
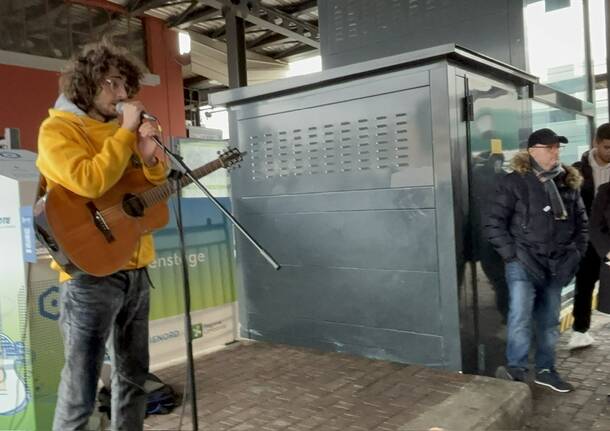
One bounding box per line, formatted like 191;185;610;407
144;343;474;431
523;311;610;431
142;312;610;431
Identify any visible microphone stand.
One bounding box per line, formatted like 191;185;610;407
152;136;280;431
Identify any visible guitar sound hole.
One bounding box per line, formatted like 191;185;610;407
123;194;145;217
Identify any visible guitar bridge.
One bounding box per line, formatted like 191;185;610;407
86;201;115;243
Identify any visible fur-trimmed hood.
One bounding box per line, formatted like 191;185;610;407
510;150;583;190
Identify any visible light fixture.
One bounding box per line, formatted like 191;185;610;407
178;31;191;55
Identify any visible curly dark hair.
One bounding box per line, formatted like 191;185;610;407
60;42;144;113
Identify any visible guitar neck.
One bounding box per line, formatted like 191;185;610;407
138;159;223;208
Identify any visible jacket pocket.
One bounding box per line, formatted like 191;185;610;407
555;247;581;286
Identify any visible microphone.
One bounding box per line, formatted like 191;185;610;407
115;102;157;121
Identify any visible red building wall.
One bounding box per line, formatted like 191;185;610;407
0;65;59;151
0;16;185;152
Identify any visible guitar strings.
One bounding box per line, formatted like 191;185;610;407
64;158;228;244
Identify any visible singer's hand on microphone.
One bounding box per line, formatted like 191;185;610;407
138;120;162;167
117;101;145;132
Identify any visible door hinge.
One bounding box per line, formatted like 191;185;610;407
463;95;474;122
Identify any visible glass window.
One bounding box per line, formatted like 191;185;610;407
525;0;594;161
590;0;608;124
531;101;590;163
524;0;587;101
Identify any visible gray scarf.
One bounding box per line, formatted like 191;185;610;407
530;157;567;220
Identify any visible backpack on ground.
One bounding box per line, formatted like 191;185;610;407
98;372;179;417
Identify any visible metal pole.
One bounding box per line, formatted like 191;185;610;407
171;137;199;431
583;0;595;140
605;0;610;122
224;5;247;88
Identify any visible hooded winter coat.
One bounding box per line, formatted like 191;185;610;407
484;151;588;286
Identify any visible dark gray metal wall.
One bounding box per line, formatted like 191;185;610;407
212;44;594;373
225;62;462;369
319;0;525;70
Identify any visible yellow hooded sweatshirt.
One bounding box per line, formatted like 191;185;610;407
37;102;167;282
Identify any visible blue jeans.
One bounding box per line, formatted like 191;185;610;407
52;269;150;431
504;260;563;371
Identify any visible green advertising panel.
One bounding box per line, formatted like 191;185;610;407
148;139;236;319
148;201;236;320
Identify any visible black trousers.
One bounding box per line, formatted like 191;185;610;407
598;262;610;314
572;243;600;332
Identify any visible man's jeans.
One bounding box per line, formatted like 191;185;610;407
505;260;563;371
52;269;150;431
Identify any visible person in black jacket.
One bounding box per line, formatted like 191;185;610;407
569;123;610;350
588;152;610;318
484;128;587;393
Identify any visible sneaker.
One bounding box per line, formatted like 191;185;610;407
495;366;527;382
534;369;574;393
568;331;595;350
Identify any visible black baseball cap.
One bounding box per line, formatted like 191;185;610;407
527;128;568;148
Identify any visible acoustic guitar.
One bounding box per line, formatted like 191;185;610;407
34;148;243;277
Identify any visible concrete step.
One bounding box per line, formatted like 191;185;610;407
401;375;531;431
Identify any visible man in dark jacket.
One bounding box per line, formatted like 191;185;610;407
485;128;588;393
569;123;610;350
